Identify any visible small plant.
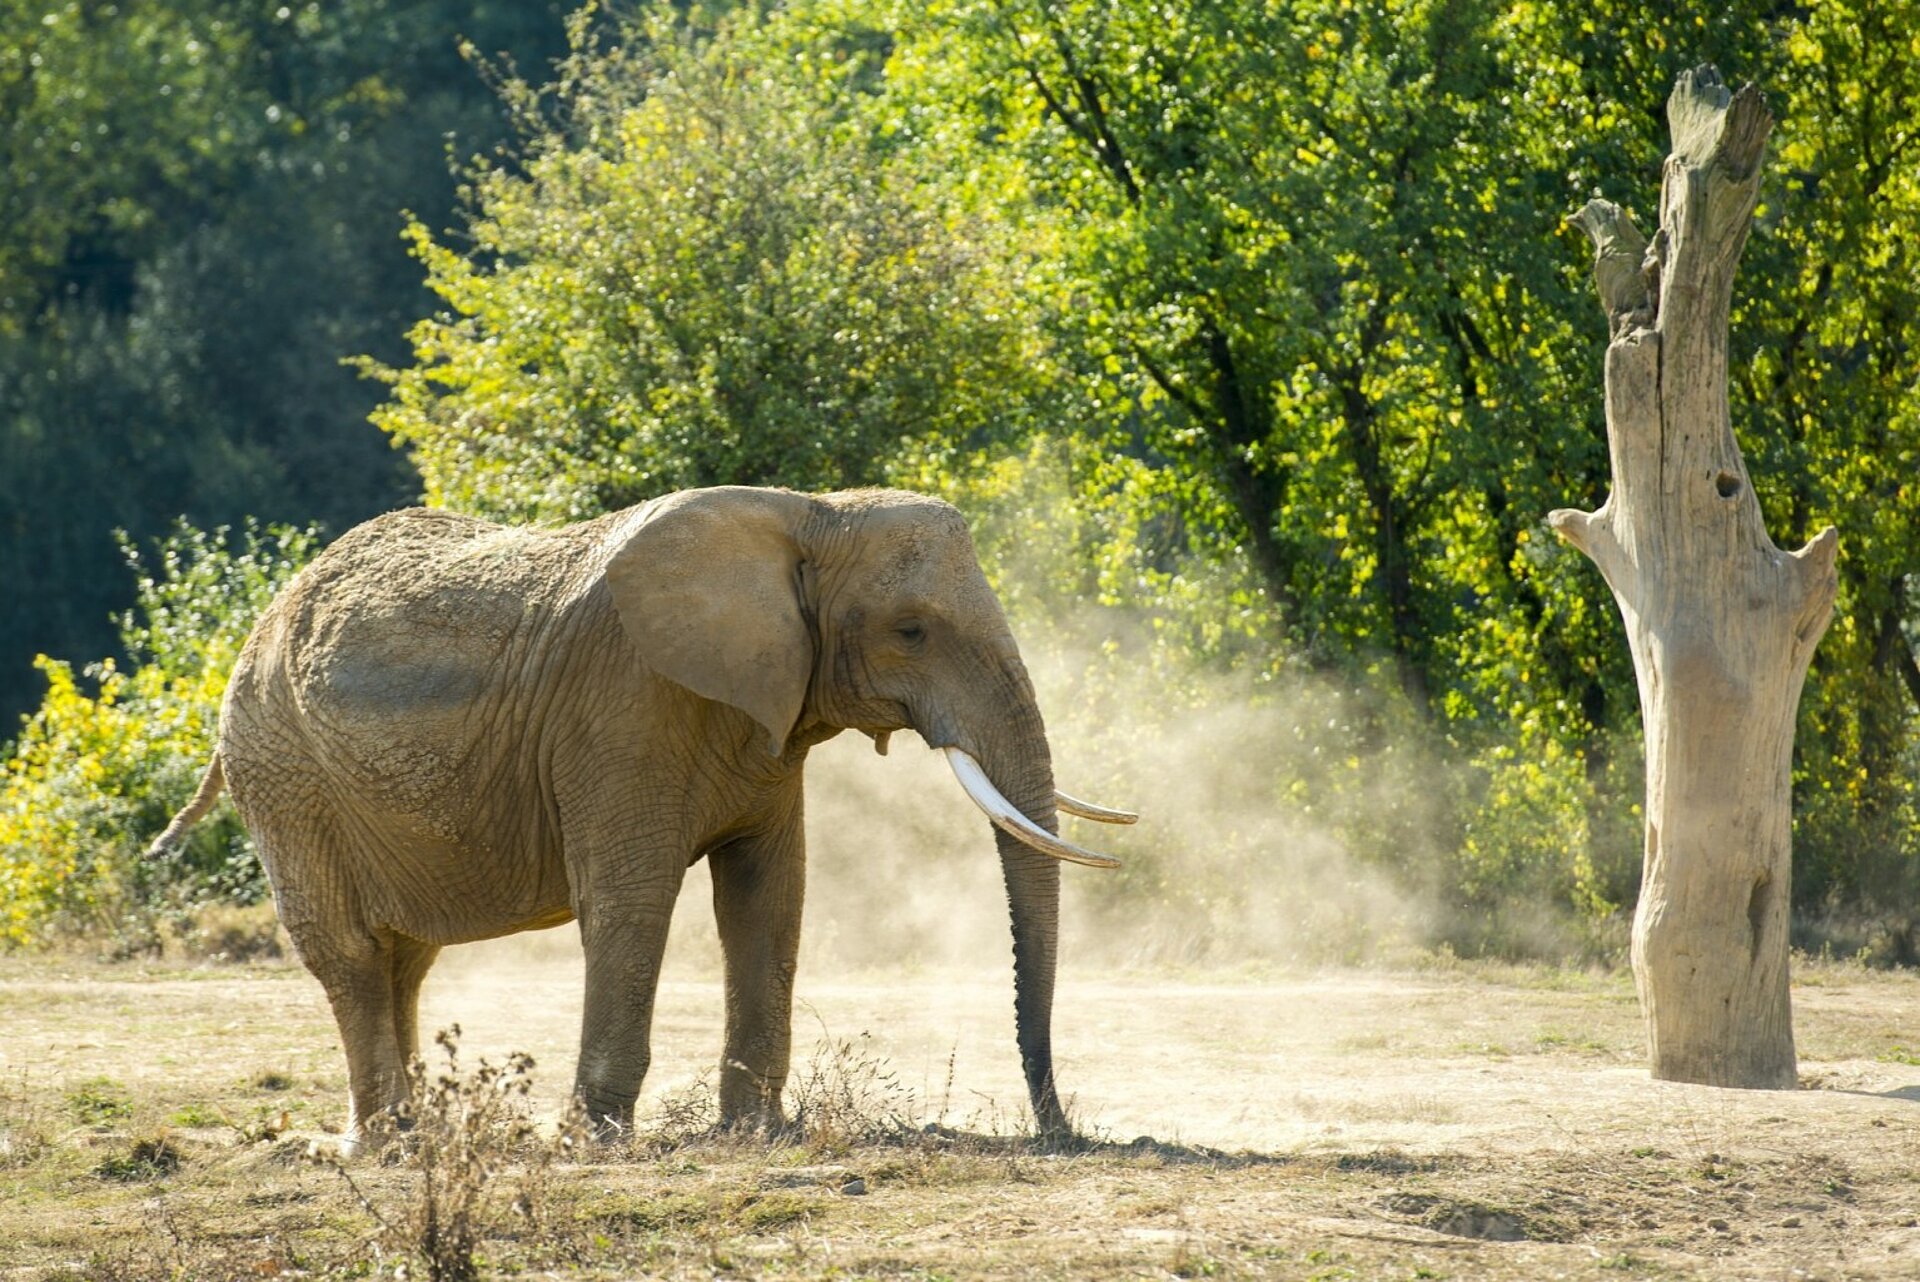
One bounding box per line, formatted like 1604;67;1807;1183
318;1025;580;1282
166;1101;223;1127
67;1077;134;1126
95;1132;182;1181
584;1189;816;1236
221;1104;293;1144
1694;1153;1735;1182
635;1073;721;1152
787;1029;916;1154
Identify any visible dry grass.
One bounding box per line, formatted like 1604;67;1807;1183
309;1026;584;1282
5;951;1920;1279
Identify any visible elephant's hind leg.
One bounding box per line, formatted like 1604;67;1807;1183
227;758;416;1152
306;937;414;1150
278;876;416;1152
389;936;443;1064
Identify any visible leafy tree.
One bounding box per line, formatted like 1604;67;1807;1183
1520;0;1920;927
368;7;1048;521
1735;2;1920;923
0;0;574;726
878;0;1920;938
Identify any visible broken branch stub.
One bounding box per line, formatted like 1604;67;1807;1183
1550;66;1838;1090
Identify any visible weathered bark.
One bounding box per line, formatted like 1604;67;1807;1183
1548;68;1839;1089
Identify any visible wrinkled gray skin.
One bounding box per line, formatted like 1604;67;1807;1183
187;487;1071;1145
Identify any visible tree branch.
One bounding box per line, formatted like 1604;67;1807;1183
1037;2;1142;205
1130;331;1297;620
1130;342;1212;424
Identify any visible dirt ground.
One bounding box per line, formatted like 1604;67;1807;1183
6;933;1920;1280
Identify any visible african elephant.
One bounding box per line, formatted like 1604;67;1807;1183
148;486;1132;1147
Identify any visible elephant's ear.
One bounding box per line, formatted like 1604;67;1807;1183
606;487;815;756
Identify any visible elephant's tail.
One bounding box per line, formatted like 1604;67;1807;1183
144;756;226;858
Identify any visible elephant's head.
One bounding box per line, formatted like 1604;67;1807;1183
606;485;1132;1138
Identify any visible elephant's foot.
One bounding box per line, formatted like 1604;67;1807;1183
719;1104;794;1142
719;1056;788;1136
575;1087;636;1145
334;1100;415;1161
1030;1122;1090;1155
1028;1095;1082;1153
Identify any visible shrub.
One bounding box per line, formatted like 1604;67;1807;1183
0;521;316;948
364;5;1047;523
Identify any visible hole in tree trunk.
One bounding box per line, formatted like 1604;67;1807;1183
1715;471;1742;498
1747;875;1771;962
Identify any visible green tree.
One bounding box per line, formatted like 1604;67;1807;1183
0;0;573;727
1735;2;1920;923
369;7;1047;522
1520;0;1920;927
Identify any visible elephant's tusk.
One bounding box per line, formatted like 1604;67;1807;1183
1054;790;1137;825
943;749;1122;870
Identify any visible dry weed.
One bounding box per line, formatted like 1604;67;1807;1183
787;1028;918;1153
314;1024;583;1282
0;1068;54;1169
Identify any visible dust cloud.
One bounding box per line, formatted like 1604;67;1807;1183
641;630;1451;981
443;627;1455;988
817;650;1443;972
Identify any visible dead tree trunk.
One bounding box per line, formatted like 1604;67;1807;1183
1549;67;1838;1089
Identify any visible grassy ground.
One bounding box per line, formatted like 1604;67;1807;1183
6;943;1920;1280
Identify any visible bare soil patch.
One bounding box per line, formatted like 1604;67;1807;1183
5;944;1920;1279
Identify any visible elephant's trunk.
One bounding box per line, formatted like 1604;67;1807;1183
974;697;1072;1142
999;824;1068;1139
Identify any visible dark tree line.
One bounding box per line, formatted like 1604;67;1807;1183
0;0;574;724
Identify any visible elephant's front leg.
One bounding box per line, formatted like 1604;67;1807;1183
709;792;805;1131
572;853;687;1137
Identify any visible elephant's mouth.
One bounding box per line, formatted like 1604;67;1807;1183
943;748;1133;869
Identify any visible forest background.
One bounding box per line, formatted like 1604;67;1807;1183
3;0;1917;965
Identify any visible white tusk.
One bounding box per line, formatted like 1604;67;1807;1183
1054;790;1138;825
943;749;1122;870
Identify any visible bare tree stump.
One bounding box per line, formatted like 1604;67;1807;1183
1549;67;1839;1089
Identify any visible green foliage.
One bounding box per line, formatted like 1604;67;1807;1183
369;5;1048;521
11;0;1920;959
66;1078;133;1127
347;0;1920;955
0;1;253;333
0;0;573;725
1733;1;1920;916
870;0;1920;946
0;522;314;948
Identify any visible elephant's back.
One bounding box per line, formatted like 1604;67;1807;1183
221;507;611;842
271;509;557;708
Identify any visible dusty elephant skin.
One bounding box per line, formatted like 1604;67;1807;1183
147;486;1127;1150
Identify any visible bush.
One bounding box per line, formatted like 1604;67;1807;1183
0;521;315;949
366;5;1046;523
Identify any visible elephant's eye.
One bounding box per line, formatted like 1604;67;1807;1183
895;621;927;647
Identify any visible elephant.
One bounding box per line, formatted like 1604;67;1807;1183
147;485;1133;1148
